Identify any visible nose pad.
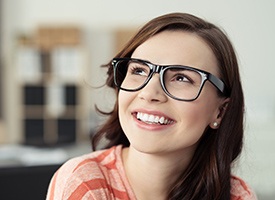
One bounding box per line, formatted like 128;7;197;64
137;74;168;102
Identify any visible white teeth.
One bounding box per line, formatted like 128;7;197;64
148;115;155;122
154;116;159;123
159;117;165;124
136;112;172;125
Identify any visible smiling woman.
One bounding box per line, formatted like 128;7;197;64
46;13;257;200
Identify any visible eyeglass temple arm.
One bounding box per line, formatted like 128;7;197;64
208;74;229;96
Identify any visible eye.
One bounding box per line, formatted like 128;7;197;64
131;67;147;76
128;62;149;76
172;73;193;84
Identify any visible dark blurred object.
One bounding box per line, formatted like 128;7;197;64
0;164;61;200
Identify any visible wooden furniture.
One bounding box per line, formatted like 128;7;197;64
15;27;89;146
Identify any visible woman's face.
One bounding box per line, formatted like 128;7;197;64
118;30;226;156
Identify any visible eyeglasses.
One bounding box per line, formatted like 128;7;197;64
112;58;228;101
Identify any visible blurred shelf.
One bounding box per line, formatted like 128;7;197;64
0;142;91;168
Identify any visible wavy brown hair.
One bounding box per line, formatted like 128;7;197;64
92;13;244;200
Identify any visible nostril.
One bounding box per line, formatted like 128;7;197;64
137;85;167;103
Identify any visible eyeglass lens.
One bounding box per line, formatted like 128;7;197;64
114;59;204;101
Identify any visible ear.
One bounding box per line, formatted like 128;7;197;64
209;98;230;129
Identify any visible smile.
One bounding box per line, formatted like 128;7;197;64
136;112;174;125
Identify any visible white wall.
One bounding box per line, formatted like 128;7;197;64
2;0;275;198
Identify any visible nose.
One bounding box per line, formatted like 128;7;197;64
137;74;168;103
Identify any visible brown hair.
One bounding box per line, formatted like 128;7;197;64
92;13;244;200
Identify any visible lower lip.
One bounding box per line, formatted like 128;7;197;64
132;114;174;131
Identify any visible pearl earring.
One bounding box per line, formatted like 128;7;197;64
213;122;218;127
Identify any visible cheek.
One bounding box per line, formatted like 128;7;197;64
175;99;217;130
118;91;135;125
180;106;209;132
118;91;133;111
194;86;221;120
118;91;127;118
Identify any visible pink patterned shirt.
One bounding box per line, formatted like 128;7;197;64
46;145;257;200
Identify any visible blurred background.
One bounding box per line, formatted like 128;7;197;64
0;0;274;199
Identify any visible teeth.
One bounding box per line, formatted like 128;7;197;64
154;116;159;123
136;112;173;125
148;115;155;122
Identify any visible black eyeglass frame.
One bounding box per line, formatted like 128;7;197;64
112;57;229;101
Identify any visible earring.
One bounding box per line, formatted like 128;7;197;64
213;122;218;127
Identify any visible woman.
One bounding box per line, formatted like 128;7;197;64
47;13;257;200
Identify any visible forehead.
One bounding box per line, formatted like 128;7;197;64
131;30;219;75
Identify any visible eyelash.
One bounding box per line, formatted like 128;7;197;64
128;65;148;76
175;74;193;83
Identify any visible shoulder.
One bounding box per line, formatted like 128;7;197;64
55;145;119;179
230;175;258;200
46;145;130;200
62;145;119;172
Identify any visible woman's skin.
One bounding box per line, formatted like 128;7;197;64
119;30;229;200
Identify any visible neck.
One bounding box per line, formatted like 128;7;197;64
122;146;194;200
